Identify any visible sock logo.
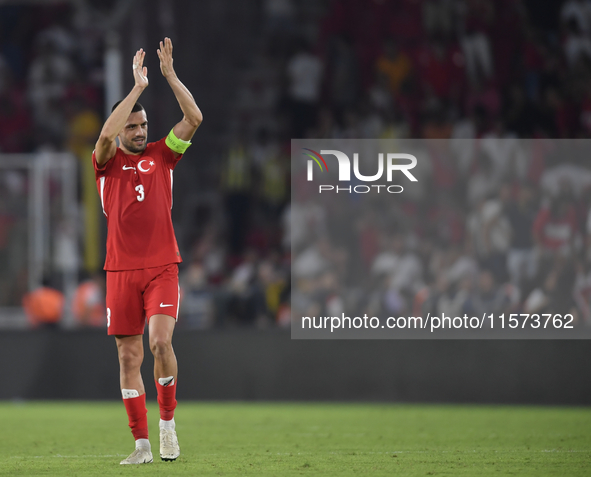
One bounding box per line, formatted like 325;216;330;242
159;376;175;387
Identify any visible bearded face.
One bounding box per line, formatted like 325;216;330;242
119;110;148;154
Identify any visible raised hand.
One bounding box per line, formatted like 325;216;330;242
133;48;149;89
157;37;176;79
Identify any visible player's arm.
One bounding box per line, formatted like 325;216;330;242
158;37;203;157
95;49;149;167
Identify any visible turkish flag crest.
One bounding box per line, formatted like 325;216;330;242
137;157;156;175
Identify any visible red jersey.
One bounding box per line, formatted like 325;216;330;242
93;138;182;271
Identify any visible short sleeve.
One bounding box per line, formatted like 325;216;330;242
92;150;114;177
158;137;183;169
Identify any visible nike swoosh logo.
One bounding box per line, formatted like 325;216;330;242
160;303;174;307
122;166;136;170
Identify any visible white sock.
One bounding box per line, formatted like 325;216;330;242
160;417;175;430
135;438;150;450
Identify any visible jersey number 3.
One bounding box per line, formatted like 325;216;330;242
135;184;145;202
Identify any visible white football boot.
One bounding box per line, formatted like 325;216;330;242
120;447;153;465
160;428;180;461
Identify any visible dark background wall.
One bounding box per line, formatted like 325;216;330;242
1;330;589;405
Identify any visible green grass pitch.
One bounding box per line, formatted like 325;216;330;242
0;402;589;476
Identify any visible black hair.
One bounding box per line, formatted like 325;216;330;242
111;101;145;113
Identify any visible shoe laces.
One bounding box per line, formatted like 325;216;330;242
161;429;177;447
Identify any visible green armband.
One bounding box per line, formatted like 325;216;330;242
165;129;192;154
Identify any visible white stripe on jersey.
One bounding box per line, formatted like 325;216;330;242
170;169;174;209
99;176;107;216
176;283;180;321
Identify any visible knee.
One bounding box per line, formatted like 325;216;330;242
150;336;171;358
118;346;143;371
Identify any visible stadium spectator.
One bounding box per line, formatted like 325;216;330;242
459;0;495;84
505;184;539;285
574;260;591;323
0;86;31;152
22;280;64;328
66;96;101;159
420;272;457;318
562;17;591;67
560;0;591;35
263;0;296;36
371;233;403;279
27;40;74;127
375;39;412;99
221;138;254;256
326;34;359;114
254;255;288;324
540;158;591;198
522;27;547;102
464;78;501;123
524;260;576;315
72;272;106;327
533;196;579;256
284;194;327;253
225;249;270;326
189;225;227;285
422;0;456;38
468;269;515;317
284;39;323;137
293;234;349;284
179;261;214;329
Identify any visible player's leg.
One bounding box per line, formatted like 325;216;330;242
106;270;152;465
116;334;153;464
148;314;180;461
149;314;178;382
117;334;145;392
144;263;181;461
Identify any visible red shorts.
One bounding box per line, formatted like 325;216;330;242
105;263;180;336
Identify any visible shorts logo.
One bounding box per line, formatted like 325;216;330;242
160;303;174;307
107;308;111;327
137;157;156;175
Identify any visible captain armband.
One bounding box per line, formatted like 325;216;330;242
165;129;192;154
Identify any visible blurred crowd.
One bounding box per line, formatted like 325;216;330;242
290;142;591;325
272;0;591;141
0;4;103;154
4;1;591;328
227;0;591;327
0;4;103;321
